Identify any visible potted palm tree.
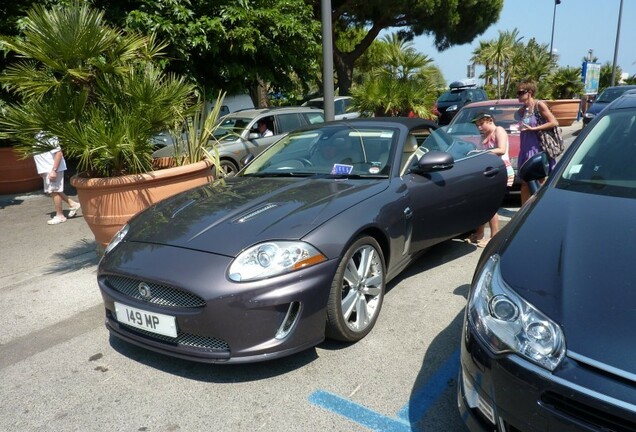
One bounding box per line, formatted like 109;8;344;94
545;66;584;126
0;3;217;250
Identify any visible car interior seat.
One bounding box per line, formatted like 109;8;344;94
401;134;420;173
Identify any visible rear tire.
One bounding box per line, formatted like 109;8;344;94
325;236;386;342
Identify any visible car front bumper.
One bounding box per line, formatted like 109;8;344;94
98;241;340;363
458;316;636;431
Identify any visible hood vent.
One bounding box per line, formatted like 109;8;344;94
234;204;278;223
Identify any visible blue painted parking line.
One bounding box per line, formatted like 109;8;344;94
309;349;460;431
309;391;411;432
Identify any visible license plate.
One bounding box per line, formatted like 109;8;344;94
114;302;177;338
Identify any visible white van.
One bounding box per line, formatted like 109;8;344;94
209;94;255;117
302;96;361;120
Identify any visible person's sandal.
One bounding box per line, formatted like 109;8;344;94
68;204;81;218
465;234;481;244
476;238;490;248
47;216;67;225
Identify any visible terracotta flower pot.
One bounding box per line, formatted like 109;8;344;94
71;159;214;251
546;99;581;127
0;148;42;194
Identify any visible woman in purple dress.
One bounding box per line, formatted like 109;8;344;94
516;79;559;204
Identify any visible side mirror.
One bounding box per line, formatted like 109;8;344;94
248;132;260;140
411;151;454;174
519;152;549;195
241;153;255;166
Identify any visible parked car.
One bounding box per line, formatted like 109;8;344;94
302;96;361;120
458;91;636;430
98;118;507;364
434;80;488;125
582;84;636;125
153;106;324;176
446;99;523;191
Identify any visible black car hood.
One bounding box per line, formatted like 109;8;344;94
127;176;387;256
500;187;636;374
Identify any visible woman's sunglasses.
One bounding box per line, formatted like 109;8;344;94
517;89;529;96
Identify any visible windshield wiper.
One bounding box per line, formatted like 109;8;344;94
242;171;313;178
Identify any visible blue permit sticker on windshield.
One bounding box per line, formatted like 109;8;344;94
331;164;353;175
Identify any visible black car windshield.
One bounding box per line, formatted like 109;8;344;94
595;87;633;103
558;109;636;198
438;91;462;103
242;125;398;177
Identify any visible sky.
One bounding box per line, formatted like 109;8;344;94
410;0;635;86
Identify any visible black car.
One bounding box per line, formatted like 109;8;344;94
98;118;507;364
582;84;636;125
434;82;488;125
458;92;636;429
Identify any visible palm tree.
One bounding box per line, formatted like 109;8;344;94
471;40;494;88
350;33;438;118
478;29;522;99
0;3;195;177
548;67;584;99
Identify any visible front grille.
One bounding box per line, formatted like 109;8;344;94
105;275;205;308
541;391;636;432
120;323;230;353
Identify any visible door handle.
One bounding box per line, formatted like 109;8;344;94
483;167;500;178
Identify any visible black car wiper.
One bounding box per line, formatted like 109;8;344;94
242;171;313;178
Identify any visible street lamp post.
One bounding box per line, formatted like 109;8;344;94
549;0;561;60
320;0;335;121
610;0;624;86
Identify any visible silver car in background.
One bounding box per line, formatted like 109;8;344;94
153;106;324;175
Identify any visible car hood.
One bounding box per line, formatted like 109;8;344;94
126;176;387;256
500;187;636;374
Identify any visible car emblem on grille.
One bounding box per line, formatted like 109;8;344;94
137;282;152;300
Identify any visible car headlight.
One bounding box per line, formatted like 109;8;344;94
468;254;566;371
104;224;129;255
447;104;458;112
228;241;326;282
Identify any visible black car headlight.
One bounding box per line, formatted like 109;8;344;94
228;241;326;282
468;254;566;371
446;104;459;112
104;224;129;255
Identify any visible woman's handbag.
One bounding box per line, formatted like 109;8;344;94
538;125;564;159
534;102;565;159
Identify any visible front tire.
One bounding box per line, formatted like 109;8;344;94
220;159;239;177
326;236;386;342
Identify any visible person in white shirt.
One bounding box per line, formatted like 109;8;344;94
33;132;81;225
257;120;273;137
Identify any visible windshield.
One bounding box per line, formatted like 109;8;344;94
448;104;523;135
559;109;636;198
437;91;462;103
595;87;634;103
242;125;398;177
306;100;324;110
213;116;252;140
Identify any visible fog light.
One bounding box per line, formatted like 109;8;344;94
275;302;301;339
461;368;496;425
